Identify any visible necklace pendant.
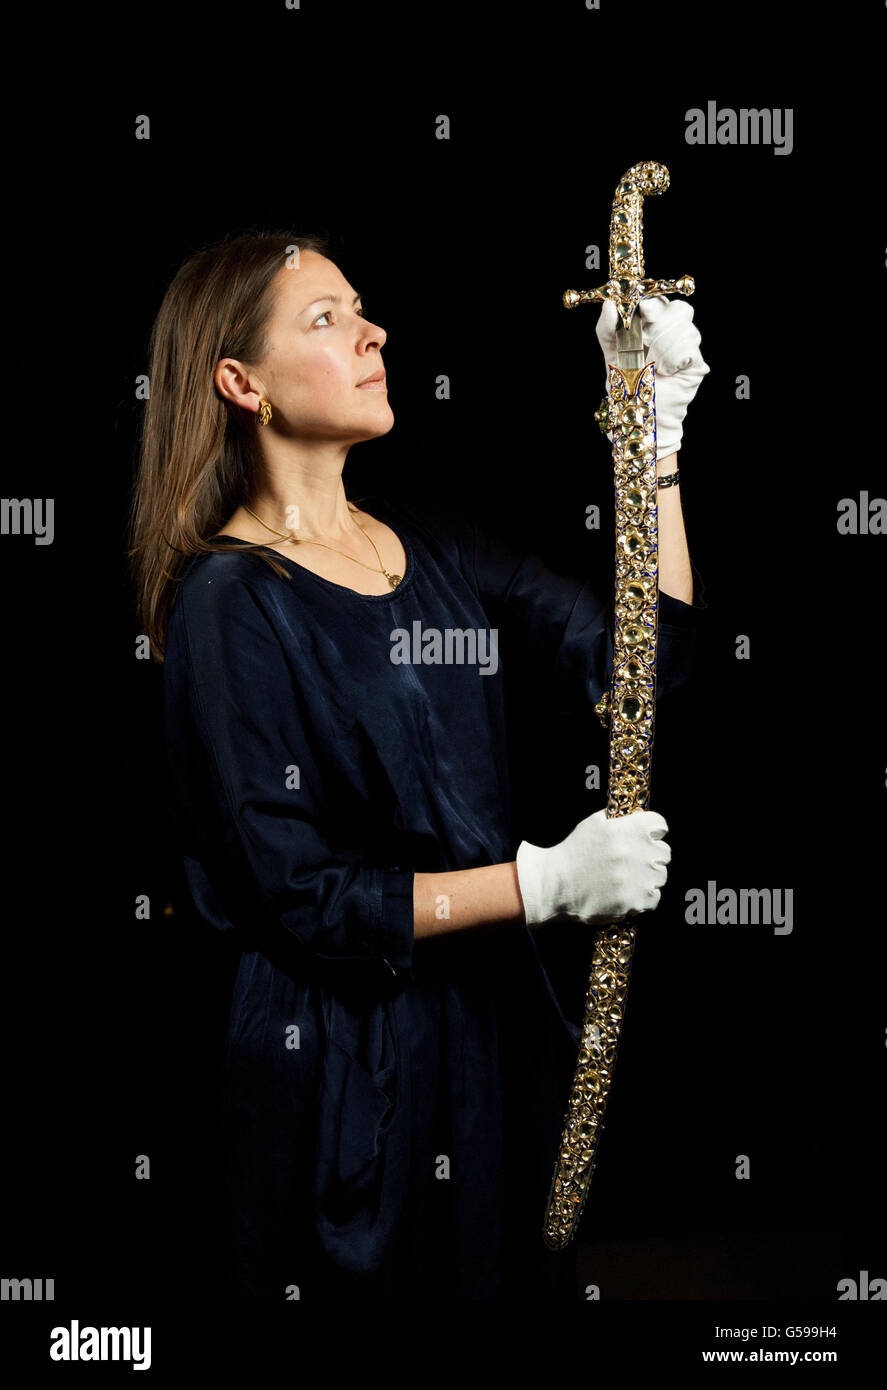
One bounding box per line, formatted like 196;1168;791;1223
387;573;402;588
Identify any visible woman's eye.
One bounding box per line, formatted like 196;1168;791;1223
314;308;366;327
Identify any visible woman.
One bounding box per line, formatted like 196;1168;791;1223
129;230;709;1302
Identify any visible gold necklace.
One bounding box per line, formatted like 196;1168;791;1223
242;503;402;588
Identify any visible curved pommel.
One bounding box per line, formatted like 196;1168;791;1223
562;160;694;329
609;160;669;281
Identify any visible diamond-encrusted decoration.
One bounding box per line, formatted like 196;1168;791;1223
548;160;694;1253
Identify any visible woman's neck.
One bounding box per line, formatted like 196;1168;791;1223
241;477;362;542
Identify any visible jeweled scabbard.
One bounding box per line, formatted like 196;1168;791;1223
542;162;694;1251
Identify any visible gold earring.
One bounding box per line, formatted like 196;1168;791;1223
256;398;272;426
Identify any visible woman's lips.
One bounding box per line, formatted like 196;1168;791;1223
356;377;387;390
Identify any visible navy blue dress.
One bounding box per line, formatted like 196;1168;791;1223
162;492;707;1301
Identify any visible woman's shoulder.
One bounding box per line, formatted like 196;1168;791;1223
172;541;290;642
180;537;285;587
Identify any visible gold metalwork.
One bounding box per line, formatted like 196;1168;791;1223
543;161;694;1251
256;398;273;426
562;159;694;332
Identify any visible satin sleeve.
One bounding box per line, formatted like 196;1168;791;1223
458;509;708;715
169;567;415;981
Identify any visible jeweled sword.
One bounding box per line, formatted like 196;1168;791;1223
542;161;694;1250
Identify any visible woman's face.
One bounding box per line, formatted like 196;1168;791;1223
250;250;393;443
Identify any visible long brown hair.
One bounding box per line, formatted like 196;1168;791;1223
128;229;335;662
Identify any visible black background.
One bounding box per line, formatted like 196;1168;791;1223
2;0;884;1370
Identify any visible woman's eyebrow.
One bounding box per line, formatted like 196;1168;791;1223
299;291;362;315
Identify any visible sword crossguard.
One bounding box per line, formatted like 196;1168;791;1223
563;161;694;330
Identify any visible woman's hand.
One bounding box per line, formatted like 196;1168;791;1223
595;294;710;459
516;807;671;928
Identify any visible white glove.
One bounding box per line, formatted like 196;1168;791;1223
595;295;710;459
516;808;671;927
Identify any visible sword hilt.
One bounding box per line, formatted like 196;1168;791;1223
562;160;694;330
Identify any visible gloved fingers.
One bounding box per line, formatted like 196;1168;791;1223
640;297;707;376
632;810;669;837
667;358;717;391
595;300;620;364
648;324;704;376
637;293;682;329
639;295;696;340
650;335;708;378
636;292;671;316
632;886;661;913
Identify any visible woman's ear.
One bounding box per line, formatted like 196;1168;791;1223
215;357;265;414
